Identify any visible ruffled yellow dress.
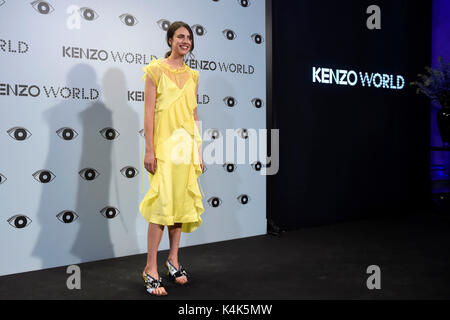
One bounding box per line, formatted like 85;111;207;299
139;57;205;233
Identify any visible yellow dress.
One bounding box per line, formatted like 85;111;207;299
139;57;205;233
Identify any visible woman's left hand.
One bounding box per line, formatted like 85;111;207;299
199;152;204;173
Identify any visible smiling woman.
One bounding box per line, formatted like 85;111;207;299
139;21;204;297
164;21;195;59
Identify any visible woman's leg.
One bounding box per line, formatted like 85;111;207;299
167;223;188;284
144;222;167;295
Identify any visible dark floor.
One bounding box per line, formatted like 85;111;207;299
1;211;450;300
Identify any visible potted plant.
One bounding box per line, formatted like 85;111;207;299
411;56;450;145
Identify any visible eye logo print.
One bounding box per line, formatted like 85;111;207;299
206;128;221;140
157;19;171;31
32;169;55;183
0;173;7;185
56;210;79;224
100;206;119;219
56;127;78;140
251;98;263;108
251;161;264;172
207;197;222;208
119;13;138;26
192;24;207;37
237;194;250;205
31;0;54;15
120;166;139;178
238;0;251;7
99;127;120;140
223;162;236;173
237;128;249;139
223;29;237;40
7;215;32;229
251;33;263;44
223;96;237;107
7;127;32;141
79;7;98;21
79;168;100;181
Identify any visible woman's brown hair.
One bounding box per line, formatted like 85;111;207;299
164;21;195;58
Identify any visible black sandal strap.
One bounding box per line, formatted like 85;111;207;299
167;261;188;279
173;269;187;278
144;273;163;288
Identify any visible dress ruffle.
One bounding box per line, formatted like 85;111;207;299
139;156;204;233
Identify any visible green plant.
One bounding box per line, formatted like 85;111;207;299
410;56;450;109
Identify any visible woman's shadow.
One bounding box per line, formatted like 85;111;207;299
32;65;139;268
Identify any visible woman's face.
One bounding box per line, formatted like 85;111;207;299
169;26;192;56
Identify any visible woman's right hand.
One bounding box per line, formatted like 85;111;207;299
144;150;157;174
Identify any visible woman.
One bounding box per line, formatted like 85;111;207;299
139;21;205;296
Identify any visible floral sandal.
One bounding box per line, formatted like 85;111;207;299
166;260;188;284
142;272;167;295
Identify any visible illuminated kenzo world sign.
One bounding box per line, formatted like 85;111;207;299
312;66;405;90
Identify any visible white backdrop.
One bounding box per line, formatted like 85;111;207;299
0;0;266;276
